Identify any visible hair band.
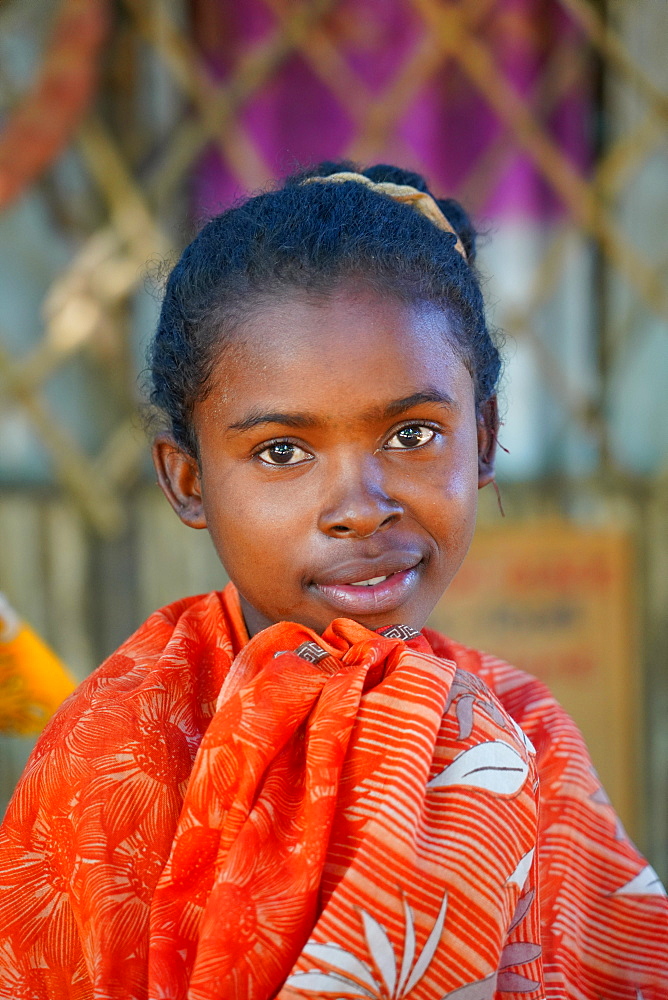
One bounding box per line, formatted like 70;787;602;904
301;171;468;261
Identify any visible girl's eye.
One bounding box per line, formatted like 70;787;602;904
257;442;312;466
385;425;436;450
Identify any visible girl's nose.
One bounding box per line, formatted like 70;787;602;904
317;459;404;539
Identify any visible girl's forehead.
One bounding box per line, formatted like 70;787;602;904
217;288;463;384
202;288;475;425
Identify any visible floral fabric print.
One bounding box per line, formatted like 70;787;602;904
0;584;665;999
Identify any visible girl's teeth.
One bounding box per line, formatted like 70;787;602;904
349;575;388;587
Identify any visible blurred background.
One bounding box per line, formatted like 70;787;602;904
0;0;666;876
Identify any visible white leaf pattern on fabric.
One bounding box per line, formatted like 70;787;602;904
506;849;535;889
613;865;668;897
361;910;397;997
301;943;379;992
286;893;448;999
509;717;536;756
396;897;416;996
284;971;377;996
403;893;448;994
427;742;528;795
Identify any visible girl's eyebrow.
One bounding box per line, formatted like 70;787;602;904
227;410;317;433
382;390;457;417
227;389;457;434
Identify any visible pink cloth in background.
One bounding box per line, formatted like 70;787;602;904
191;0;593;219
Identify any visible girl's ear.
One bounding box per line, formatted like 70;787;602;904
477;395;499;488
152;433;207;529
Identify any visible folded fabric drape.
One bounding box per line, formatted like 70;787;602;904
0;584;665;999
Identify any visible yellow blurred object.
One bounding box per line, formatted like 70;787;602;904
0;594;77;735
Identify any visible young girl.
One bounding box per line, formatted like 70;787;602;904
0;165;665;1000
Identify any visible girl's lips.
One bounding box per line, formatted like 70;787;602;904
311;566;421;615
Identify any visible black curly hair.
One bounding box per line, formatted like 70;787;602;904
149;162;502;457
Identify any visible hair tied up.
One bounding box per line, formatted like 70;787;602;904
302;171;468;261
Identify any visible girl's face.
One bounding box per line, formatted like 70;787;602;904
154;286;496;637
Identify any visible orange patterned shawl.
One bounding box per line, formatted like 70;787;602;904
0;584;666;999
